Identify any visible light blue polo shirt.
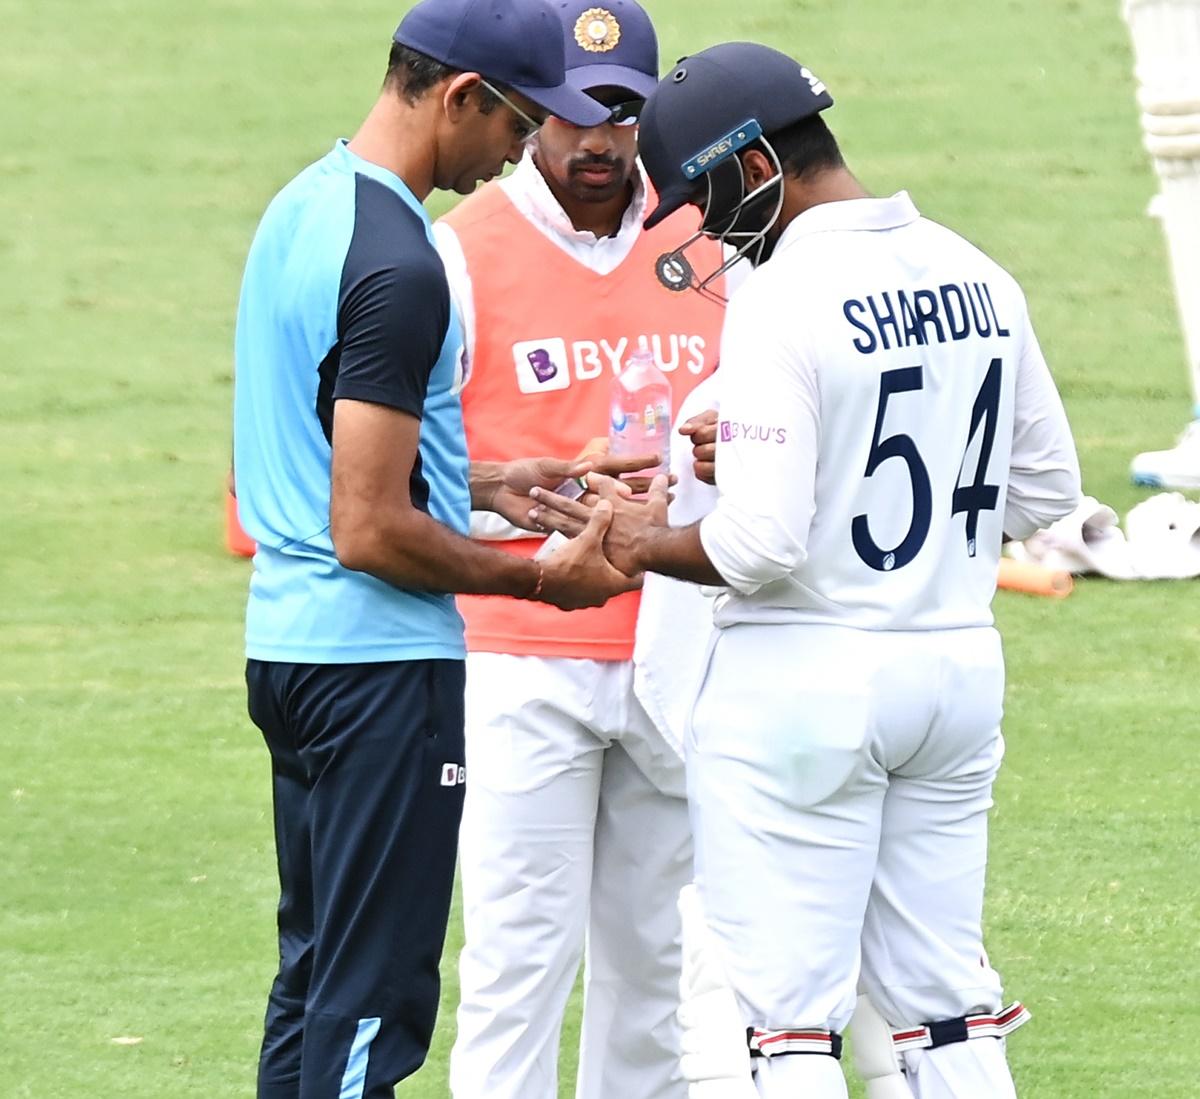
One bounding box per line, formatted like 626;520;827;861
233;140;469;663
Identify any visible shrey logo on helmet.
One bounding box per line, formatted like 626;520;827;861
574;8;621;52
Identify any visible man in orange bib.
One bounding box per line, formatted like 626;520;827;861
432;4;733;1096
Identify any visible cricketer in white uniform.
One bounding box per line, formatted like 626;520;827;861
1123;0;1200;488
431;5;741;1097
531;42;1082;1099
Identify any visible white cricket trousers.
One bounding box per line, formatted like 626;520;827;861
688;623;1018;1099
450;653;693;1099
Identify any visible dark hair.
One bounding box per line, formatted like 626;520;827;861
384;42;501;112
764;114;844;180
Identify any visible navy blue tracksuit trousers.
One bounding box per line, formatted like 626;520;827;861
247;658;466;1099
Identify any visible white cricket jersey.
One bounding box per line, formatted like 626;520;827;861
699;192;1081;631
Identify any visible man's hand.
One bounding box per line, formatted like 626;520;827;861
477;454;665;531
482;457;591;531
586;451;665;496
538;500;643;610
530;473;670;576
679;409;719;486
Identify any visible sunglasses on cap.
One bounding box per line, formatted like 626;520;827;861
606;98;645;127
562;94;645;128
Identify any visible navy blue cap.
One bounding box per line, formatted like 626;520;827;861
639;42;834;229
394;0;610;127
556;2;659;100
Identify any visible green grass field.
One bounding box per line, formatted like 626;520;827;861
3;0;1199;1095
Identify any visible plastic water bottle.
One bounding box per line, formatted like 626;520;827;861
609;339;672;477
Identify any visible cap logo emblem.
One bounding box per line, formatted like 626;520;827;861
575;8;621;52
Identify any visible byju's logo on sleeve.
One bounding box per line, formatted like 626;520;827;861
719;420;788;444
513;338;570;393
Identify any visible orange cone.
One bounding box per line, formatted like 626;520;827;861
225;489;255;558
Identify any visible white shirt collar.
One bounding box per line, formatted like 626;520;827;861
499;148;648;248
773;191;921;255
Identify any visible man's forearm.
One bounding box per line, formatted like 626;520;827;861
338;503;540;597
632;521;726;586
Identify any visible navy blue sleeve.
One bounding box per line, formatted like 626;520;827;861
331;175;450;419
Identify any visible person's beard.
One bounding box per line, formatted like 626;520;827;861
566;154;629;203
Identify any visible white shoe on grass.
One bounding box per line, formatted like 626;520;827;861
1130;420;1200;490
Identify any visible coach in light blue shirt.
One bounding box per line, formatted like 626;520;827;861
236;135;471;664
230;3;636;1096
